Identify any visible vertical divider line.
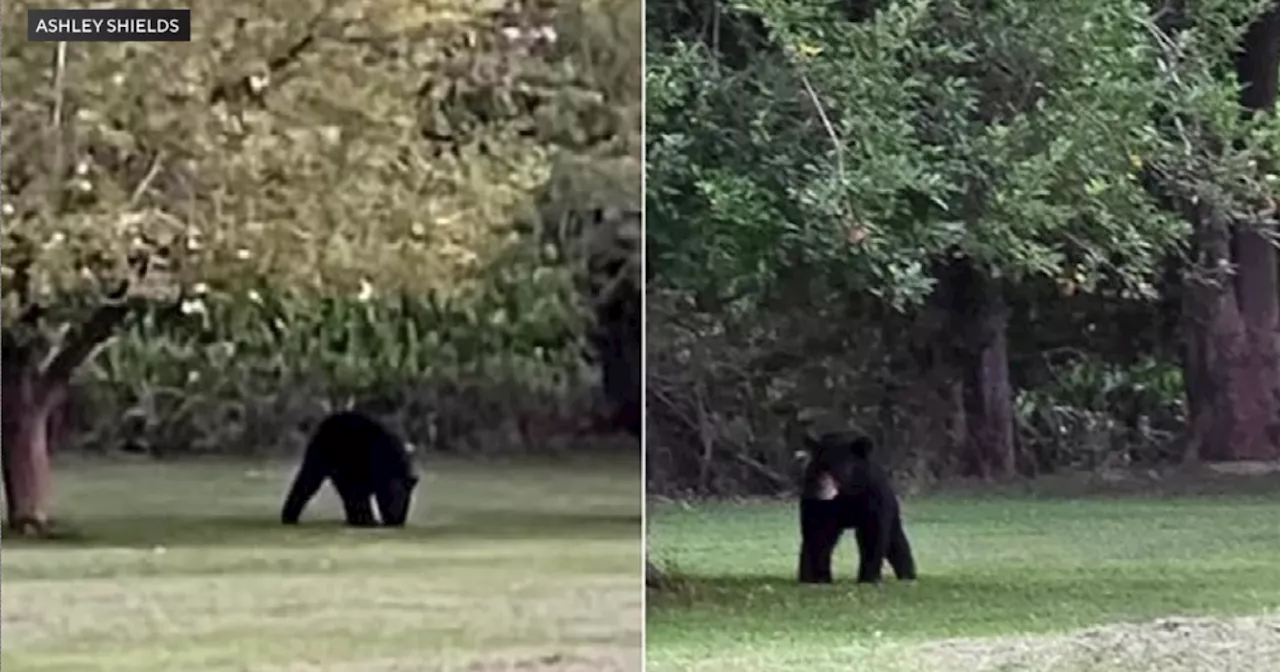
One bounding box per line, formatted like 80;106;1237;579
638;0;650;666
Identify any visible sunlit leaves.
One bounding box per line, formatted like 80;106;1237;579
1;0;642;413
0;0;590;324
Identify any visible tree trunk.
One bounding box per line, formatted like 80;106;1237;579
1234;5;1280;456
1;365;59;533
588;209;642;439
939;258;1016;479
1181;205;1268;460
1;299;132;534
1183;6;1280;462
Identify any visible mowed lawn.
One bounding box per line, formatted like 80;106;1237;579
2;455;642;672
646;488;1280;672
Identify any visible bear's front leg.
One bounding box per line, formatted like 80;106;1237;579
339;492;379;527
798;500;840;583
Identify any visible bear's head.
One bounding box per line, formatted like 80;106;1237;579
798;430;874;500
376;472;420;527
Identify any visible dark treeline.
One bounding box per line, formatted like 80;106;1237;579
645;0;1280;495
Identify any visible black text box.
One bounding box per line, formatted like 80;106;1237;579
28;8;191;42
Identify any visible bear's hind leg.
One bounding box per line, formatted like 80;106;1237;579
281;457;328;524
887;515;917;581
854;517;890;584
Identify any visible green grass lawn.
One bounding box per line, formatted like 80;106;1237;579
1;454;642;672
646;490;1280;672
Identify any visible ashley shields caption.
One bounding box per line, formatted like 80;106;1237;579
27;8;191;42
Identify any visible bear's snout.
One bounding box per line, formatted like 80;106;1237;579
814;472;838;500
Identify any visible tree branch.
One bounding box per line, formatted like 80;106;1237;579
39;287;131;391
795;69;863;233
209;0;346;106
127;151;166;208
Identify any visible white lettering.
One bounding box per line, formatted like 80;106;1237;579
105;18;181;33
34;18;106;34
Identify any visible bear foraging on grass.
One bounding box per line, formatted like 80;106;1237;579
797;430;916;584
281;410;419;527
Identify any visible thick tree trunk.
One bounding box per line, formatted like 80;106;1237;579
1235;6;1280;456
1181;208;1270;460
588;209;642;439
939;258;1016;479
1;299;131;535
593;296;641;438
1;365;60;533
1183;6;1280;461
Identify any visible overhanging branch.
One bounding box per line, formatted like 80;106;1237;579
39;284;132;392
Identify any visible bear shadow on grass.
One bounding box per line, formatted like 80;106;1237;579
5;509;640;550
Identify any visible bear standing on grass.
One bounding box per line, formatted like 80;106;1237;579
797;429;917;584
281;410;419;527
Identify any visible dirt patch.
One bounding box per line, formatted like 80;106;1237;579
911;616;1280;672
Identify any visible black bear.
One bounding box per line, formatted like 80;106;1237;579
281;410;419;527
797;430;916;584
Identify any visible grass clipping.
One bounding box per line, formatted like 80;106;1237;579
912;615;1280;672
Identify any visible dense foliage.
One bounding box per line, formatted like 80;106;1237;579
646;0;1279;494
1;0;642;458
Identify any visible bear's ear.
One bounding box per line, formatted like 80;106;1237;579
849;435;874;458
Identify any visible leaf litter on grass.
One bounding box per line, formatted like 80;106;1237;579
910;615;1280;672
